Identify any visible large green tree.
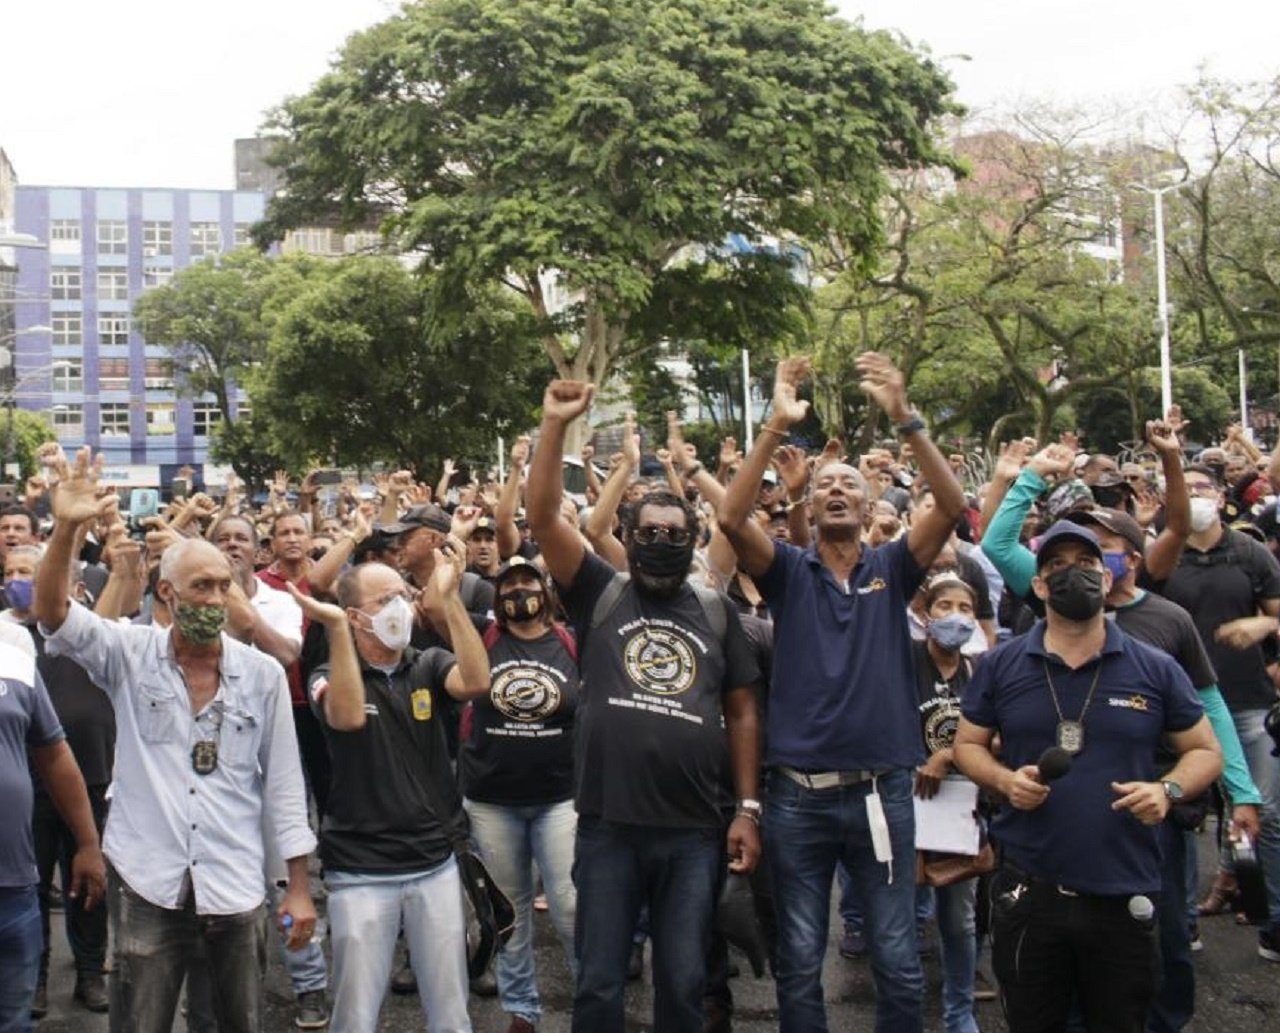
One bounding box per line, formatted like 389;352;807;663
257;0;957;420
252;256;549;471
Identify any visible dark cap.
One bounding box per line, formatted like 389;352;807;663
1092;470;1135;494
1035;520;1104;569
1068;507;1145;554
1044;478;1094;522
379;504;451;536
472;516;496;537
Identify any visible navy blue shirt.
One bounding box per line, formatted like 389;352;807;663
962;621;1203;895
758;536;926;771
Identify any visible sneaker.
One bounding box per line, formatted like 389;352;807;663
470;966;499;997
74;972;109;1013
390;958;418;995
972;970;997;1002
626;941;645;981
838;924;867;959
294;989;329;1030
1258;926;1280;962
1189;921;1203;953
30;978;47;1019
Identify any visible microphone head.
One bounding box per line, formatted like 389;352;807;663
1037;745;1073;782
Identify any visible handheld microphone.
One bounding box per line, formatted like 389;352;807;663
1037;745;1073;783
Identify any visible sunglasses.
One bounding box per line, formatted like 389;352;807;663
633;525;693;547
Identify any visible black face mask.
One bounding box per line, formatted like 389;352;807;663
627;541;694;599
1044;566;1106;621
499;587;544;624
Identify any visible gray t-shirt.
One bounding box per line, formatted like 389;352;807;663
0;641;64;886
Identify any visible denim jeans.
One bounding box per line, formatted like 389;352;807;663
34;785;109;979
932;880;979;1033
1148;819;1193;1033
107;867;265;1033
0;886;42;1033
1228;708;1280;927
326;859;471;1033
465;797;576;1024
572;817;722;1033
765;768;924;1033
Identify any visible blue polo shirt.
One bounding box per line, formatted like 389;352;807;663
962;620;1203;895
758;536;926;771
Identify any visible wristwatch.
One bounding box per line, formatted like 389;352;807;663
1161;780;1184;802
895;412;925;437
738;798;762;816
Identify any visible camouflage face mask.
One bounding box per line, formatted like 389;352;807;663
174;601;227;645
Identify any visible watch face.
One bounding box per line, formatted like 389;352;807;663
1164;780;1184;801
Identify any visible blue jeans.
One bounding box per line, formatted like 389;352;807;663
765;768;924;1033
326;860;471;1033
1231;708;1280;927
932;881;979;1033
466;798;577;1024
0;886;41;1033
571;817;721;1033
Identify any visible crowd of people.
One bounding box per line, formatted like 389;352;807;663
2;352;1279;1033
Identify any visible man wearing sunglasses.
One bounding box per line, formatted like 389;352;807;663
528;379;762;1033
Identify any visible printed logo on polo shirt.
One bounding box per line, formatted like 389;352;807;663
623;626;697;696
411;688;433;722
1108;694;1150;712
491;664;562;722
857;577;887;595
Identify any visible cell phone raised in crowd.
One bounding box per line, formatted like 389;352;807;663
171;477;190;500
314;469;343;486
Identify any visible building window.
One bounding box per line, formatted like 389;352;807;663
99;358;129;391
52;314;81;346
97;220;127;255
143;264;173;290
142;221;172;257
97;270;128;300
236;401;252;423
146;404;176;436
98;315;129;346
233;224;251;248
144;358;174;389
50;220;81;243
50;269;82;300
193;403;221;437
52;361;83;392
190;222;221;258
100;403;131;437
52;404;83;435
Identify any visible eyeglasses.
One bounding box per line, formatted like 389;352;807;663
632;525;693;547
1186;482;1219;497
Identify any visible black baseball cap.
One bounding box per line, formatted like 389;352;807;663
1035;521;1104;570
1068;507;1145;554
379;504;451;535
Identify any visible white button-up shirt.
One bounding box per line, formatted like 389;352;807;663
42;601;316;915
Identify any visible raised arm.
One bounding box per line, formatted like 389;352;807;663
527;380;593;589
36;449;113;633
290;584;365;731
434;545;492;700
309;509;371;599
1142;416;1190;581
495;436;529;560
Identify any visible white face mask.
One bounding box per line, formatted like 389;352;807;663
366;595;413;652
1189;496;1219;534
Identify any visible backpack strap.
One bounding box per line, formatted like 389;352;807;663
591;573;632;631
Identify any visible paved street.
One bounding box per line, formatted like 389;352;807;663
37;826;1280;1032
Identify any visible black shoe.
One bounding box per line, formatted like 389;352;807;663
470;966;498;997
390;958;418;995
1259;926;1280;962
31;978;48;1019
75;972;109;1012
294;989;329;1029
626;942;644;981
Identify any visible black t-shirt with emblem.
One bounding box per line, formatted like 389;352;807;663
559;552;759;831
309;647;459;874
460;626;578;806
913;639;971;755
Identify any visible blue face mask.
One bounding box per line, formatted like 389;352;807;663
4;578;34;612
1102;551;1130;583
926;613;975;652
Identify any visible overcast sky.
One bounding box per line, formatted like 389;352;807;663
2;0;1275;191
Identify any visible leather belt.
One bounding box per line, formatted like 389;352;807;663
777;766;884;791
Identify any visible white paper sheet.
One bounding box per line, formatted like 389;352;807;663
913;779;981;855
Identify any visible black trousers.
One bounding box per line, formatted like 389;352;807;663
292;703;331;822
33;784;109;978
990;863;1161;1033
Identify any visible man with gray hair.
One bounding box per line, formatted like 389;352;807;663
33;448;317;1033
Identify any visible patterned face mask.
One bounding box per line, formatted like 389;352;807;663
174;601;227;645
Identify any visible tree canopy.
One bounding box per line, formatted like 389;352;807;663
258;0;958;402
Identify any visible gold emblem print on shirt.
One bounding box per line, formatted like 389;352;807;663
411;688;433;721
491;666;562;722
623;628;697;696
